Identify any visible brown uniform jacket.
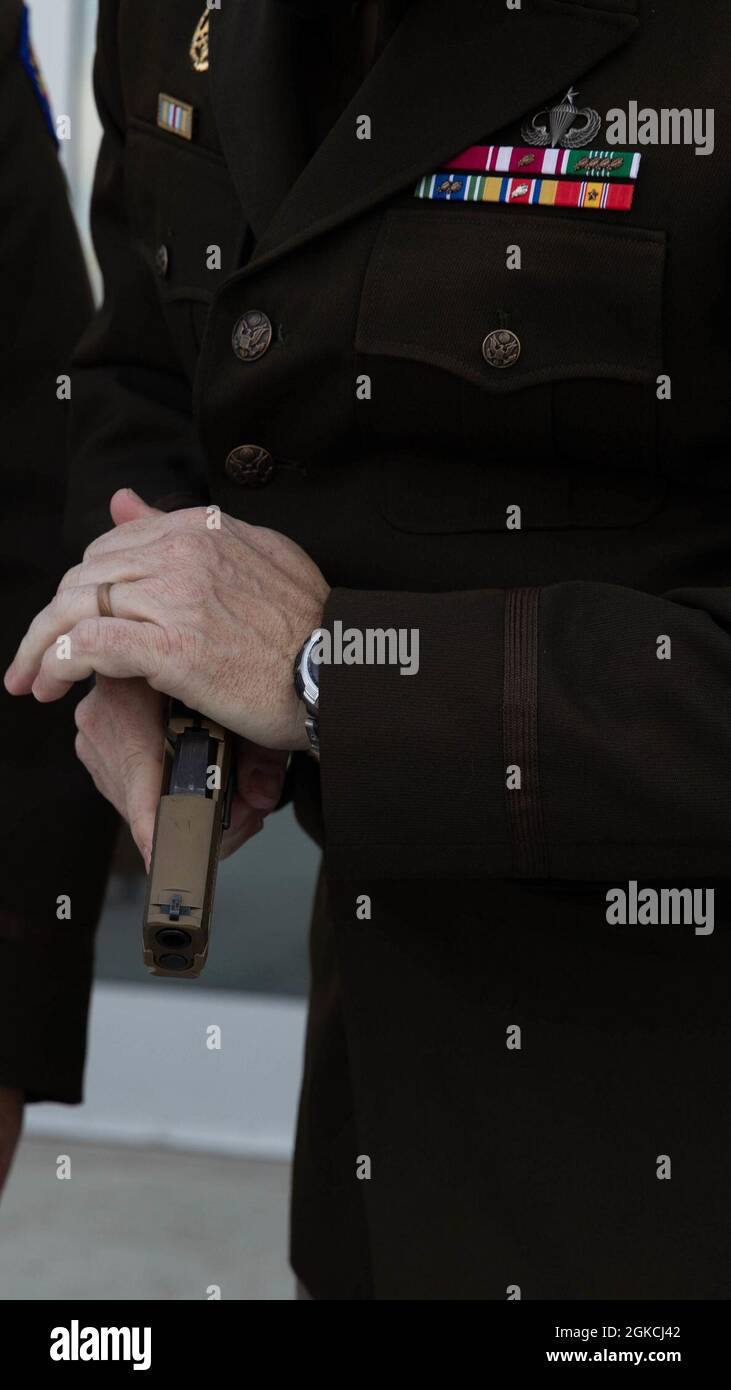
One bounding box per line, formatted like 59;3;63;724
67;0;731;1297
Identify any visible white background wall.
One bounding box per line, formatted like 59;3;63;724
29;984;306;1159
28;0;73;111
30;0;102;275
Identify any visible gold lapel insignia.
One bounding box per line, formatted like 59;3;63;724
190;9;210;73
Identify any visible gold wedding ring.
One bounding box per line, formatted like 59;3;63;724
97;581;115;619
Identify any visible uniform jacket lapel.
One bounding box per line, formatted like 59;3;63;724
209;0;312;243
211;0;640;270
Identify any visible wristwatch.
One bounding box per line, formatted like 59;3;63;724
293;628;322;755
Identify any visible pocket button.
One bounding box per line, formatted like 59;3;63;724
482;328;521;368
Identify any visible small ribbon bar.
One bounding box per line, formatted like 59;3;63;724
446;145;641;180
415;172;635;212
157;92;195;141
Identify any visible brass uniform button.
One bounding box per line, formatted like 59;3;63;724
232;310;273;362
155;244;170;278
482;328;521;368
225;444;275;487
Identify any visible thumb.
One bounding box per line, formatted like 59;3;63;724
110;488;162;528
125;749;164;874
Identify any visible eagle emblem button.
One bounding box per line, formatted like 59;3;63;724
225;445;276;487
482;329;521;369
232;310;273;362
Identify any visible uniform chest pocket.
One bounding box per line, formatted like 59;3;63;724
356;205;667;532
124;122;247;378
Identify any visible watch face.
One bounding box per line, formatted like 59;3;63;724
306;644;320;683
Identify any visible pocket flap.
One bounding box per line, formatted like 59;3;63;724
357;206;665;393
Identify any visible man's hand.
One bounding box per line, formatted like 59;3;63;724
75;676;289;869
0;1087;23;1196
6;490;330;752
75;676;165;870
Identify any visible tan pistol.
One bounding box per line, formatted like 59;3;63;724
143;700;234;978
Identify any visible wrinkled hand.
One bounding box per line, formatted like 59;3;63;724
0;1087;23;1197
6;490;330;752
74;676;287;869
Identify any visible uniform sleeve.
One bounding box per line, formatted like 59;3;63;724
65;0;208;555
318;580;731;882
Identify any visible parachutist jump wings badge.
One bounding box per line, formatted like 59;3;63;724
521;86;601;148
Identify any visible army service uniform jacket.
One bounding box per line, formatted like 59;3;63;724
67;0;731;1298
0;1;117;1104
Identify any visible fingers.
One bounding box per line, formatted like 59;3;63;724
6;585;103;694
74;730;127;817
219;742;288;859
125;748;165;871
236;741;288;812
5;501;254;701
75;678;165;868
32;618;166;702
7;547;166;693
57;543;167;594
109;488;163;527
220;796;264;859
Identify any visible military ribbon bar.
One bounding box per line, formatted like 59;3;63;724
414;173;635;212
445;145;641;180
157;92;195;141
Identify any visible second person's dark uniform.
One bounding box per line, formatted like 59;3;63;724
0;1;117;1106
